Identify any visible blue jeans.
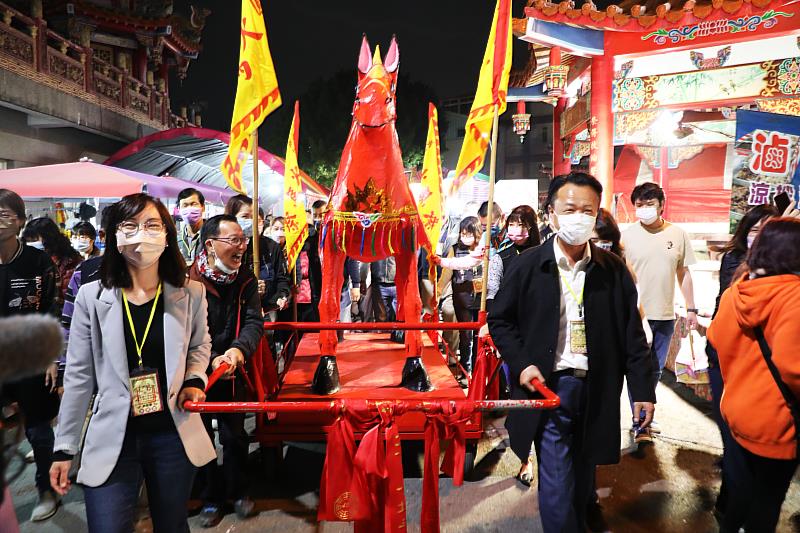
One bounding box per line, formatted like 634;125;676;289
535;373;594;533
378;284;397;319
629;319;674;416
83;428;197;533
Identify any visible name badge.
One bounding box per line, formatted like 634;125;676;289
130;368;164;417
570;320;588;354
472;278;483;294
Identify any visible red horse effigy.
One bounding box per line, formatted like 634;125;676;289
318;36;426;361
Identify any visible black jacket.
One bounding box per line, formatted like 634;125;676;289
370;257;396;285
0;242;58;317
253;236;291;310
488;240;656;464
189;265;264;362
303;225;323;302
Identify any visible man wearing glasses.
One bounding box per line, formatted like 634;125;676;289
188;215;264;526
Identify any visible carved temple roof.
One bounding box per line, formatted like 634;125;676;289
518;0;792;31
49;0;208;56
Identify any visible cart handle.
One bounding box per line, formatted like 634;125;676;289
262;321;484;331
185;379;559;413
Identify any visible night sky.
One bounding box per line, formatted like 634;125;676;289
172;1;531;136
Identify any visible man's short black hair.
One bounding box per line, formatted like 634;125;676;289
177;187;205;207
201;214;239;243
477;201;502;219
311;200;326;210
630;182;665;206
0;188;26;219
546;172;603;209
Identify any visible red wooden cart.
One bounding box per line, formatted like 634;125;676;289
185;319;558;531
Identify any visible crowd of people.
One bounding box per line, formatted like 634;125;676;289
0;169;798;532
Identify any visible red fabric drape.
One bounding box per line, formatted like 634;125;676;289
318;400;478;533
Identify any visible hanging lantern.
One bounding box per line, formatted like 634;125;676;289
512;100;531;143
544;46;569;97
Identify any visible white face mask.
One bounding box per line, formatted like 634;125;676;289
595;240;613;251
237;218;253;238
746;234;757;249
636;206;659;225
28;241;45;251
460;235;475;247
71;238;92;253
116;231;166;269
554;213;596;246
210;243;238;275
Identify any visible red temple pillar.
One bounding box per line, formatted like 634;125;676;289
589;53;614;209
552;97;571;177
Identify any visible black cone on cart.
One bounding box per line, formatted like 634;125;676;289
312;355;340;395
400;356;433;392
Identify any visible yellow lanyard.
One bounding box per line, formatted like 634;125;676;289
558;268;585;318
122;283;162;368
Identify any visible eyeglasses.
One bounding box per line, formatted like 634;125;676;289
211;236;248;247
117;220;166;238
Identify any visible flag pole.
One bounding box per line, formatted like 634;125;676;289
479;108;499;313
251;130;261;277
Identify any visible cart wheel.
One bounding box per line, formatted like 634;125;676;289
463;440;478;478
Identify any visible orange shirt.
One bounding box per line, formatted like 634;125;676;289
708;274;800;460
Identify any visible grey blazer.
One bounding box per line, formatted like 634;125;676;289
54;279;217;487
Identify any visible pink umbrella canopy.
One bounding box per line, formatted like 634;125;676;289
0;161;236;203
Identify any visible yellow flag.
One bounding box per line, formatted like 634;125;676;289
221;0;282;193
418;103;443;254
451;0;512;194
283;101;308;272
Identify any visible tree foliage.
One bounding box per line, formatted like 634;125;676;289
261;71;444;188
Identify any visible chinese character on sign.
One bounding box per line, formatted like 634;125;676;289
748;181;771;205
749;130;792;177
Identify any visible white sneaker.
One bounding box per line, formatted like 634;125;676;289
649;421;661;434
30;491;60;522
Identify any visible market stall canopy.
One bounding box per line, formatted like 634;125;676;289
105;128;330;211
0;161;236;203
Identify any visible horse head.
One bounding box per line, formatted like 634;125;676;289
352;35;399;128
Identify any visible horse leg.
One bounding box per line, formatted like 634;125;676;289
394;249;422;356
319;232;345;355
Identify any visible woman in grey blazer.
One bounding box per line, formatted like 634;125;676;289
49;194;216;533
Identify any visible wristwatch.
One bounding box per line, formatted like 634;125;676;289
687;308;698;314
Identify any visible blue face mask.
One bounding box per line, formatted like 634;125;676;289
237;218;253;238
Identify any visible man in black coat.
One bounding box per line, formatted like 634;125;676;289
189;215;264;527
489;172;655;533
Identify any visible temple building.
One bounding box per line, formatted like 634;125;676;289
509;0;800;234
0;0;208;168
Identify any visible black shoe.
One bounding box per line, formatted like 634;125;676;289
234;497;256;519
585;501;609;532
199;505;223;528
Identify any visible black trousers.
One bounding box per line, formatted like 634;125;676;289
1;374;59;494
199;380;249;505
451;286;477;373
720;437;798;533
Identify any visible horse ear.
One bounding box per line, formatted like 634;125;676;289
358;35;372;74
385;36;399;73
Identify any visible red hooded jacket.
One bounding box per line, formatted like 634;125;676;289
708;274;800;460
